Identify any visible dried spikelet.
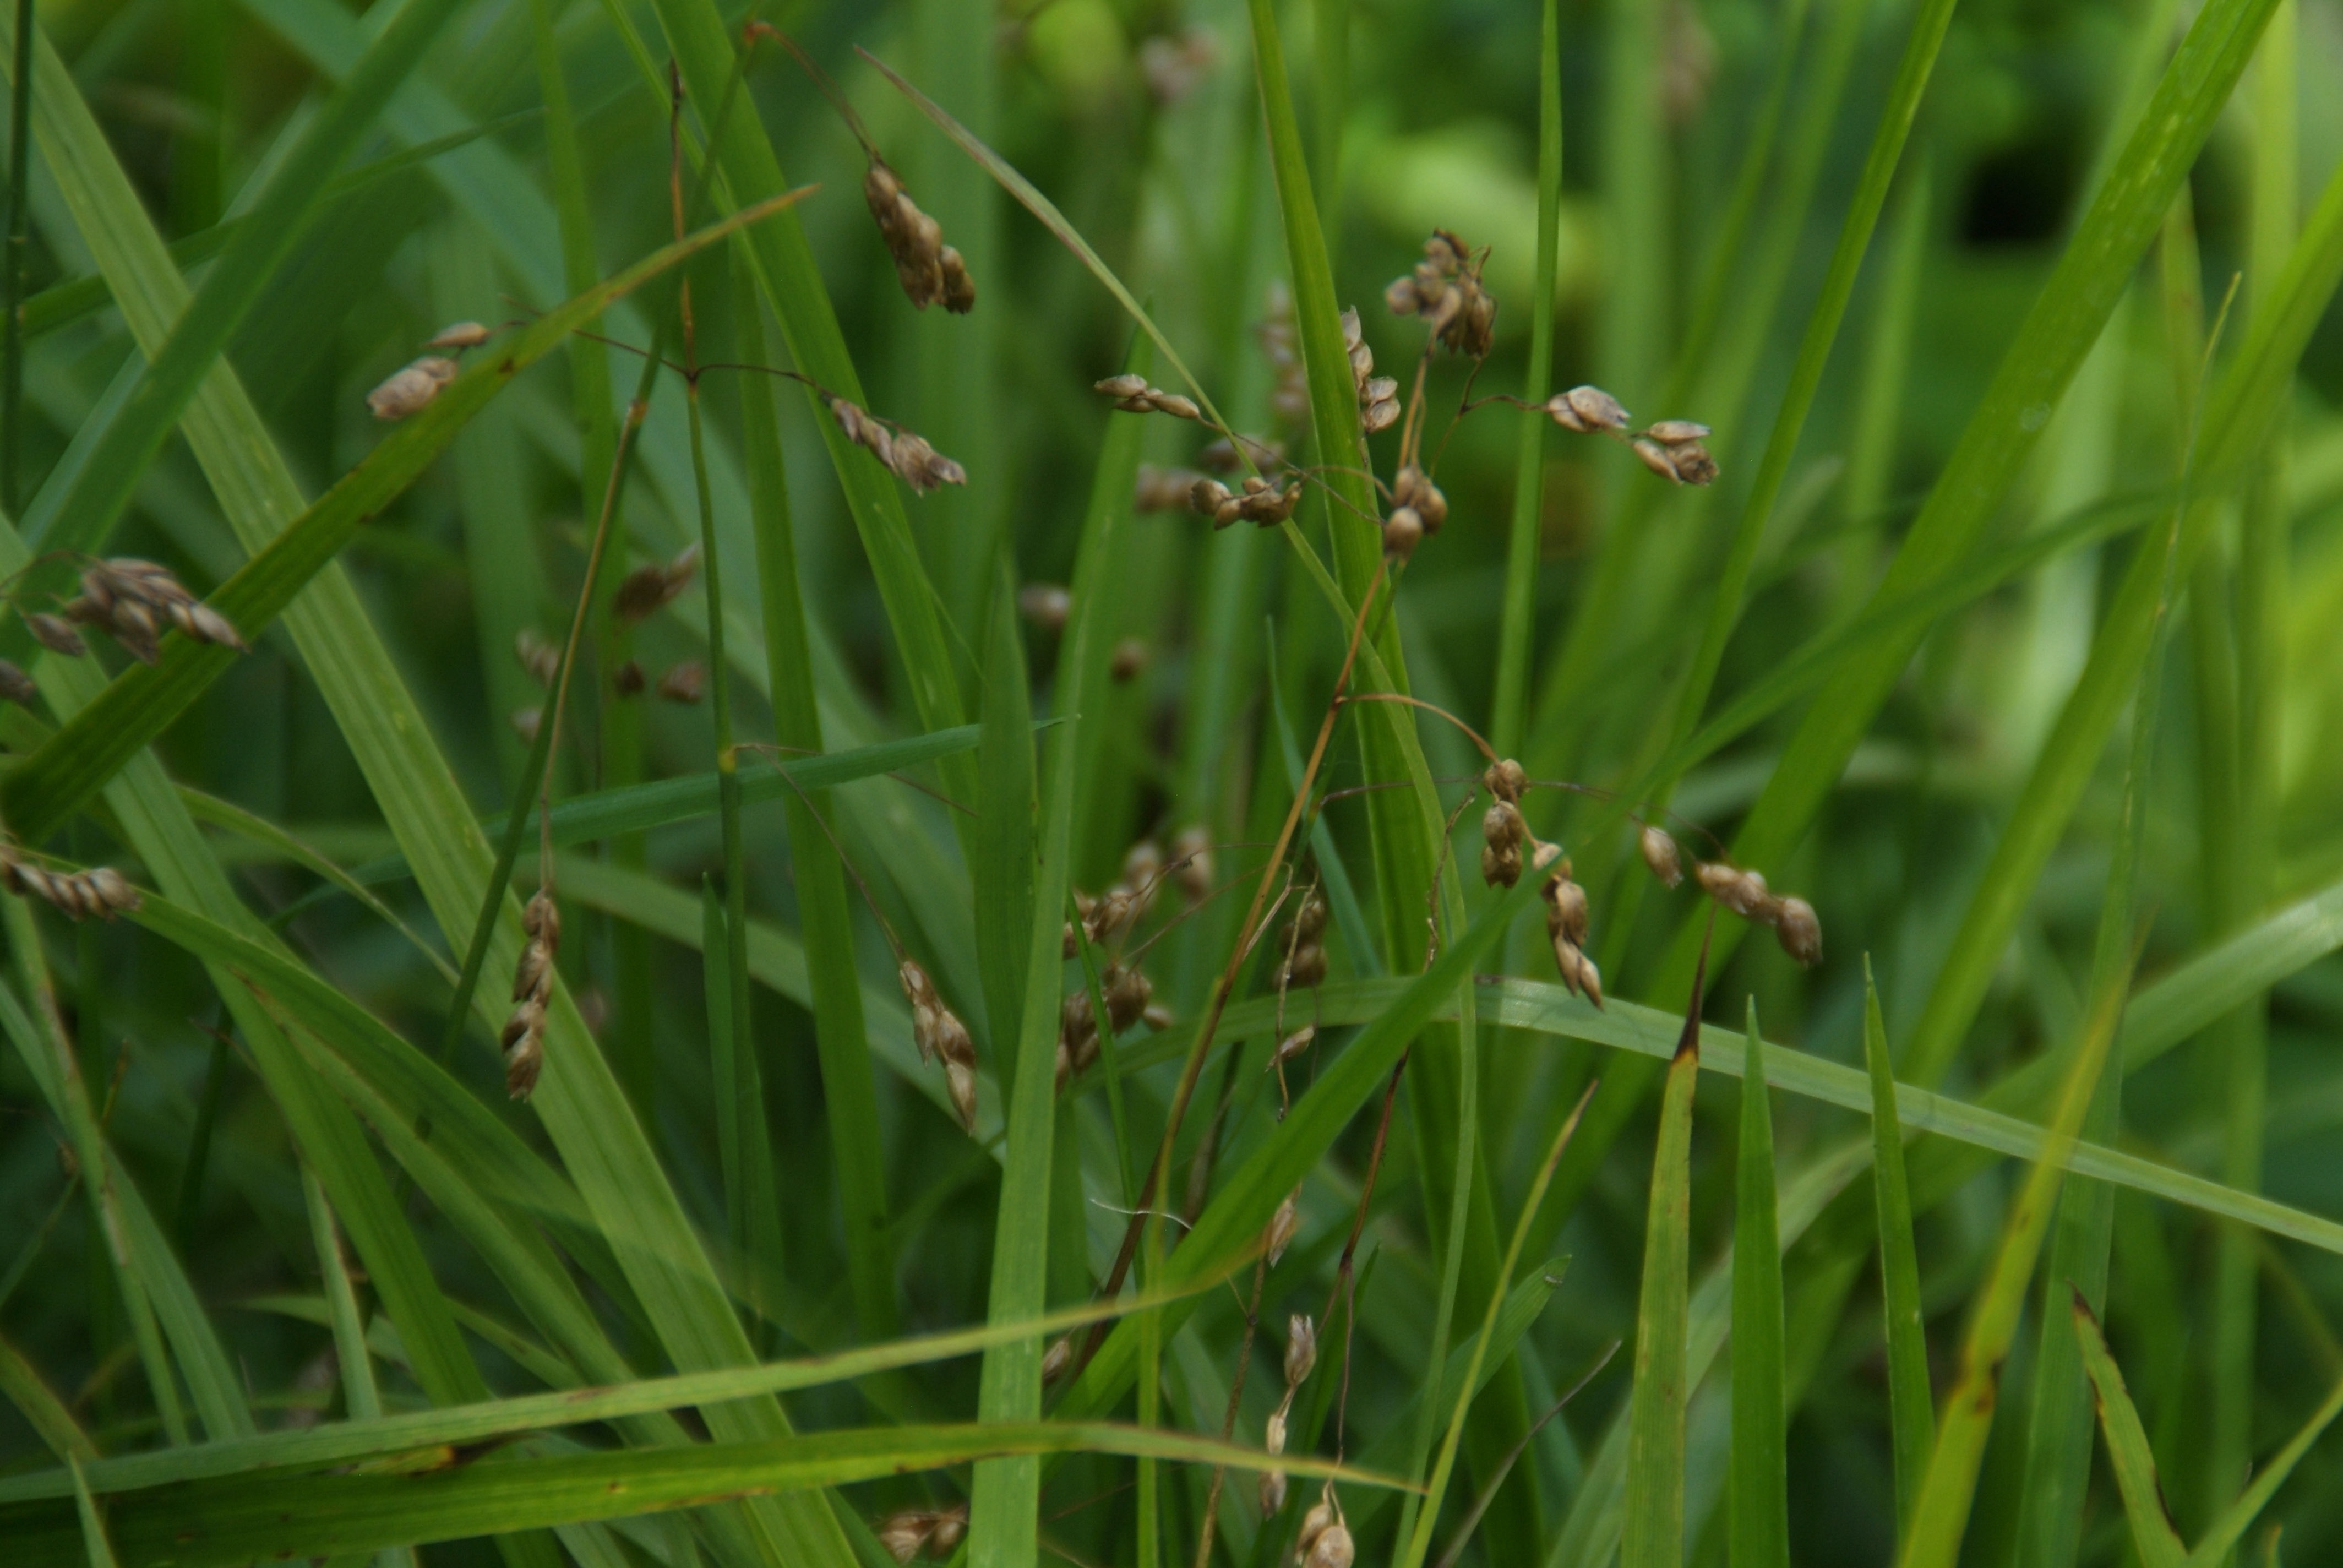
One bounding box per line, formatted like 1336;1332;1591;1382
1093;374;1202;421
24;613;85;657
1284;1314;1317;1385
1775;895;1823;967
657;662;707;704
1136;464;1205;511
1382;505;1424;561
0;658;36;706
500;891;560;1099
1110;638;1149;683
514;629;560;687
1296;1500;1336;1559
428;320;492;350
1103;963;1153;1031
1139;24;1217;104
1545;384;1631;434
900;959;980;1131
63;560;247;657
1393;464;1448;533
1481;800;1528;888
1385;229;1496;357
613;660;646;698
875;1513;928;1565
1121;840;1164;911
1265;1186;1300;1265
864;161;976;314
1170;825;1214;902
1017;582;1071;632
1362;377;1401;434
511;707;543;744
367;355;459;420
1143;1001;1173;1031
1265;1402;1288;1456
613;544;699;623
1695;861;1777;921
1341;308;1373;392
1259;1469;1288;1518
1632;429;1721;486
1306;1522;1356;1568
1483;758;1527;802
1550;931;1602;1008
1543;872;1589;948
1041;1334;1074;1384
1639;825;1684;888
830;396;966;492
928;1507;966;1555
1270;1024;1316;1070
1;847;141;921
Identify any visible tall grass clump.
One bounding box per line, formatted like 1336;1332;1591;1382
2;0;2343;1565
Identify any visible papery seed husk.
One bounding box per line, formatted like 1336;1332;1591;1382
1109;639;1148;682
429;321;492;350
1259;1469;1288;1519
1776;895;1823;966
1265;1404;1288;1456
1296;1501;1334;1557
1271;1025;1315;1067
1305;1523;1355;1568
1481;841;1521;888
1266;1188;1300;1264
1639;825;1684;888
945;1059;978;1133
503;1027;544;1099
1041;1336;1072;1382
929;1508;966;1553
1484;758;1528;802
1544;876;1589;946
87;867;139;913
939;247;976;313
108;600;162;664
1632;438;1682;482
1285;1314;1316;1385
1563;384;1631;432
1105;965;1153;1030
614;660;645;697
1282;944;1327;989
1382;505;1424;558
368;362;445;420
1017;582;1072;630
0;659;36;705
1291;892;1328;941
1483;799;1526;851
1363;397;1401;435
874;1513;928;1565
657;662;707;704
1095;373;1149;400
1190;476;1233;516
1670;443;1721;485
25;613;85;657
1172;826;1213;901
1645;418;1712;443
177;602;248;651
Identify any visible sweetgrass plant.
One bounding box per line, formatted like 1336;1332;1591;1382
1;0;2342;1565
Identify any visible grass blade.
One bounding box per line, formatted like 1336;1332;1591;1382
1488;0;1562;758
0;1337;94;1466
2188;1362;2343;1565
0;188;811;842
1732;999;1789;1568
1620;940;1707;1568
67;1458;117;1568
2069;1293;2187;1568
1865;960;1933;1540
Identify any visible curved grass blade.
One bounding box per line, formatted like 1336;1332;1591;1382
1865;960;1933;1541
2187;1359;2343;1565
67;1458;116;1568
0;1331;97;1465
1731;999;1789;1568
1620;940;1707;1568
0;188;813;843
0;1423;1412;1568
2069;1294;2186;1568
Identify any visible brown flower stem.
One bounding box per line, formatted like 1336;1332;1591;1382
1337;691;1499;763
1190;1251;1271;1568
1073;554;1390;1381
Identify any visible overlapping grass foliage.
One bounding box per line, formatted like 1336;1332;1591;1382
1;0;2342;1563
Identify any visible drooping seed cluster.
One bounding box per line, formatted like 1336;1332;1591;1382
1379;461;1451;560
863;163;976;314
1475;759;1600;1004
1385;229;1496;358
900;957;979;1133
1187;473;1303;530
1094;372;1202;422
1542;852;1601;1006
1628;824;1822;966
1295;1487;1355;1568
1543;385;1721;487
1478;758;1531;887
1338;307;1401;435
613;544;700;623
873;1504;966;1564
366;321;494;421
830;396;968;493
0;845;139;921
1058;841;1176;1087
1278;889;1329;992
1258;1311;1318;1520
502;892;559;1100
54;558;249;666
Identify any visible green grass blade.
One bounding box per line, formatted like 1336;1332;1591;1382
17;0;475;564
2188;1363;2343;1565
1620;954;1704;1568
1865;960;1933;1541
734;241;895;1340
650;0;977;827
976;570;1037;1084
0;1333;97;1464
2069;1293;2187;1568
1655;0;2284;1036
1731;999;1789;1568
67;1458;117;1568
299;1169;381;1422
1897;943;2139;1568
0;189;809;843
0;1425;1408;1568
1488;0;1562;758
964;333;1152;1568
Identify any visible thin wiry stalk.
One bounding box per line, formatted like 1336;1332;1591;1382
1;0;31;515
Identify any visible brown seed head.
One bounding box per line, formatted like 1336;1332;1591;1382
515;629;560;687
928;1507;967;1554
945;1059;979;1133
1260;1469;1288;1518
1484;758;1528;802
614;660;646;697
0;658;35;706
1775;895;1822;967
1306;1523;1355;1568
1140;25;1218;104
875;1512;928;1565
1296;1501;1335;1558
1265;1403;1288;1456
657;662;707;704
1550;385;1631;434
1017;582;1072;631
1551;936;1603;1008
1042;1335;1073;1384
428;321;492;350
1639;825;1684;888
1290;890;1328;943
1171;825;1214;902
1382;505;1425;560
1394;465;1448;532
1543;874;1589;948
1266;1186;1301;1265
1271;1024;1315;1069
367;357;456;420
1285;1314;1317;1385
511;707;543;744
1095;373;1149;400
613;544;700;623
1281;944;1328;990
1104;964;1154;1031
25;613;86;657
1696;862;1776;921
1110;638;1149;683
